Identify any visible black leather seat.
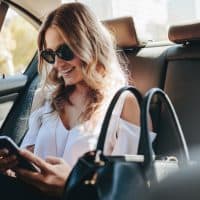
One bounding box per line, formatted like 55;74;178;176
164;22;200;160
149;146;200;200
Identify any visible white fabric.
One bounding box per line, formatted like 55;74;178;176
21;92;156;168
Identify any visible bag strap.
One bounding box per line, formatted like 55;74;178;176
96;86;142;151
138;88;190;167
108;92;128;140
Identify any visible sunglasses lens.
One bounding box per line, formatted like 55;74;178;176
41;50;55;64
56;44;74;61
41;44;74;64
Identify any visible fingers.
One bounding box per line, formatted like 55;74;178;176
0;148;9;157
19;149;48;171
0;156;18;170
0;150;18;173
45;156;65;165
16;167;40;179
15;167;43;187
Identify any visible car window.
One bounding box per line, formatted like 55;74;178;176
0;7;38;76
62;0;200;42
0;7;38;128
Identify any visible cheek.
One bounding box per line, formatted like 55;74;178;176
72;56;82;66
71;58;83;74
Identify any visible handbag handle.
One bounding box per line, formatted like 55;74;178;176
96;86;143;152
96;86;153;160
138;88;190;167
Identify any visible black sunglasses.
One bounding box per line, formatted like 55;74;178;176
40;44;74;64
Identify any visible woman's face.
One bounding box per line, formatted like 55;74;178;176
44;26;84;86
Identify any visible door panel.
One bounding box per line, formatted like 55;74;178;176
0;74;27;98
0;2;38;131
0;74;27;127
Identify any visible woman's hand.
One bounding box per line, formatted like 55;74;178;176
0;148;18;175
15;149;71;197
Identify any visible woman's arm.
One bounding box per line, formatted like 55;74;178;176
120;93;153;130
109;93;154;155
120;93;140;126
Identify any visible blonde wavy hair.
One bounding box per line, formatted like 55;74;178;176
37;2;128;122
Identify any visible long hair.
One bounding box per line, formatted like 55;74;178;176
37;2;128;122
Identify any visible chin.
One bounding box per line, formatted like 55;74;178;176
64;77;84;86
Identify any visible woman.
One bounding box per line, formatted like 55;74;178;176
0;2;155;199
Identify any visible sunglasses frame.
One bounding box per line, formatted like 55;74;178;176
40;44;74;64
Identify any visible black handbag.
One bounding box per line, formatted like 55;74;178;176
62;86;189;200
139;88;190;182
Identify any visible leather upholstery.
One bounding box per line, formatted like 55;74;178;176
126;46;169;94
164;45;200;159
149;165;200;200
168;22;200;44
103;16;139;48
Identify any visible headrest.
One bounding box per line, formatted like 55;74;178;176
103;16;139;48
168;22;200;44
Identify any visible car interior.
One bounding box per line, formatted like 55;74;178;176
104;16;200;161
1;0;200;198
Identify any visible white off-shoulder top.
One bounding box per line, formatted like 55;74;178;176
21;92;156;168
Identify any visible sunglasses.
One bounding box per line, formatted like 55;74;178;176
40;44;74;64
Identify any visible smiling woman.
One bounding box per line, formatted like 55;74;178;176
0;2;150;200
43;26;84;88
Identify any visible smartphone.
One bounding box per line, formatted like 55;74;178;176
0;136;38;172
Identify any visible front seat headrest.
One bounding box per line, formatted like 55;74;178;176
168;22;200;44
103;16;139;48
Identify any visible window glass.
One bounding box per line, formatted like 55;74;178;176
63;0;200;42
0;7;38;128
0;8;38;76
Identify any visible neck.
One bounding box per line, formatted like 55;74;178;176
73;81;89;95
65;82;89;105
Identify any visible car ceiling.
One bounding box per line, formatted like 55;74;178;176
2;0;61;21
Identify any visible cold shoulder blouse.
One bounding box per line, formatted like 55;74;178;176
21;92;156;168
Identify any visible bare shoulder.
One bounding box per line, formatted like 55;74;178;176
120;93;140;126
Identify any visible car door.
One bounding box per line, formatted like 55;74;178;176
0;0;61;143
0;1;40;142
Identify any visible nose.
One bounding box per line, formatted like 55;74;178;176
53;55;64;71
